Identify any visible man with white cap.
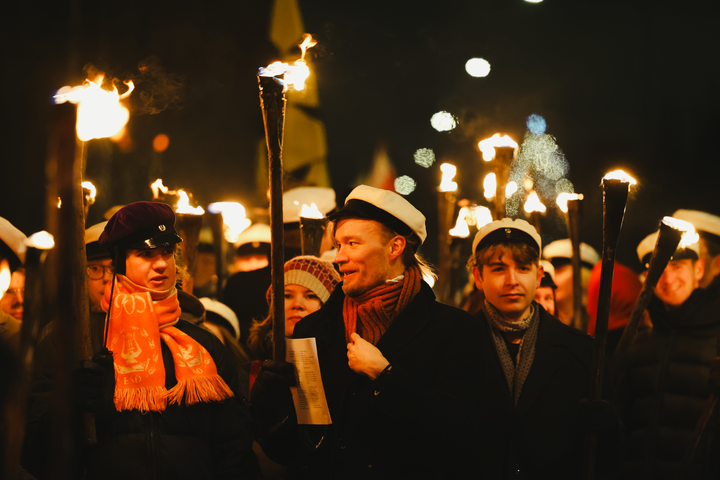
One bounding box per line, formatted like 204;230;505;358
672;209;720;288
616;229;720;478
542;238;600;328
468;218;622;478
251;185;484;479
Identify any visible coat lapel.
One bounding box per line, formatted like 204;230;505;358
514;313;568;418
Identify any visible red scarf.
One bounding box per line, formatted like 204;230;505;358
343;265;422;345
102;275;233;412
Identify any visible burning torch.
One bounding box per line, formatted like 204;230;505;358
523;191;546;236
557;192;586;332
299;203;326;257
584;170;636;479
258;33;317;361
437;163;458;304
479;134;518;220
207;202;252;301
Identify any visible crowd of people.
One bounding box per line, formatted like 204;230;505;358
1;185;719;479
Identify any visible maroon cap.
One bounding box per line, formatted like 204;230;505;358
99;201;183;251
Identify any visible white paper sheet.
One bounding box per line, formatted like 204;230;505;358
285;337;332;425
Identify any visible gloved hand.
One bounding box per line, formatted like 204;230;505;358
578;399;619;434
74;360;106;412
250;360;296;433
709;356;720;393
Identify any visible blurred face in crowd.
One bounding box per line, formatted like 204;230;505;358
334;218;405;298
655;258;704;310
284;284;322;336
87;258;113;312
125;246;177;291
1;269;25;321
552;264;573;306
473;246;543;322
534;286;556;316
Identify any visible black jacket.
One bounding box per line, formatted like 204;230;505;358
23;316;258;480
617;280;720;480
259;281;485;479
474;305;623;479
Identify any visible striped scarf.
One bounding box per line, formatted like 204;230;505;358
482;299;540;406
343;264;422;345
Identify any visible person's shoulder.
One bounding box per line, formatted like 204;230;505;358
293;286;345;338
176;319;224;348
539;309;594;346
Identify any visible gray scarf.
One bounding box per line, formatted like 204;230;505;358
482;300;540;406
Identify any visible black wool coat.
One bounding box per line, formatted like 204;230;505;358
260;281;486;480
23;317;258;480
617;279;720;480
474;305;623;479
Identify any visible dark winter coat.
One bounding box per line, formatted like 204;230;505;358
617;280;720;480
260;281;486;480
22;309;258;480
474;305;623;479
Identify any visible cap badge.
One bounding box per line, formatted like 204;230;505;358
159;225;166;232
505;228;512;235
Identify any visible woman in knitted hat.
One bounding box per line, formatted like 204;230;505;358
247;255;341;360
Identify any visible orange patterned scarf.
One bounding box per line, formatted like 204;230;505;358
343;264;422;345
102;275;233;412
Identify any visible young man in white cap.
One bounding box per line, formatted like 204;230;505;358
542;238;600;328
672;209;720;288
616;229;720;478
469;218;622;478
251;185;484;479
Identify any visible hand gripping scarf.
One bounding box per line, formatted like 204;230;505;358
482;299;540;406
101;275;233;412
343;264;422;345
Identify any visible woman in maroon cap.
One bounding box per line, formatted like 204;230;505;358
23;201;258;480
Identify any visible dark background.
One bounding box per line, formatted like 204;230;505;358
2;0;719;272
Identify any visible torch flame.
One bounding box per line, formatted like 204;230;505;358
661;217;699;249
439;163;458;192
0;260;10;298
603;170;637;186
556;192;584;213
483;173;496;199
26;231;55;250
53;74;134;141
474;206;494;228
478;134;518;161
258;34;317;92
150;178;177;199
300;203;324;219
449;206;471;238
175;190;204;215
524;191;547;214
506;181;518;197
208;202;252;243
82;181;97;203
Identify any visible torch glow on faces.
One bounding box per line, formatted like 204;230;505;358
53;74;134;141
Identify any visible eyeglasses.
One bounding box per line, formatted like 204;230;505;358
3;288;24;298
87;265;114;280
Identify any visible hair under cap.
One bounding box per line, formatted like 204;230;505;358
99;201;183;251
328;185;427;245
472;218;541;255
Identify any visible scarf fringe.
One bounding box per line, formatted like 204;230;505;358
165;375;234;406
114;386;168;413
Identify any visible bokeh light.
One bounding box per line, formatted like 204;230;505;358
394;175;417;195
465;58;491;78
414;148;436;168
526;114;547;135
430;111;458;132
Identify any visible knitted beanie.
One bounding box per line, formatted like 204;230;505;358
267;255;341;305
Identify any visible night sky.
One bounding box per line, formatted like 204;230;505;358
2;0;719;272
